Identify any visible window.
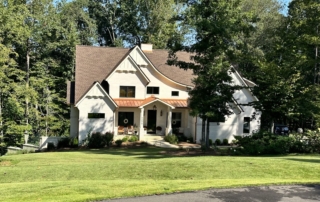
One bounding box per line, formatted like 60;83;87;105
118;112;134;127
171;91;179;96
172;112;182;128
120;86;135;97
243;117;250;133
147;86;159;94
208;113;225;122
88;113;105;118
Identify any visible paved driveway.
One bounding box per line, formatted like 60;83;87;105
102;185;320;202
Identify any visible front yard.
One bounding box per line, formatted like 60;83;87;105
0;147;320;202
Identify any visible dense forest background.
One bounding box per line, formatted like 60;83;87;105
0;0;319;148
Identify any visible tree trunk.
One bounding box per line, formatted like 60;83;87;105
26;41;30;134
201;116;205;146
270;120;274;134
205;118;210;149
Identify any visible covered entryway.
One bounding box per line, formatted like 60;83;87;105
147;110;157;134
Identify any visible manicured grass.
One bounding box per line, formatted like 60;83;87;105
0;147;320;202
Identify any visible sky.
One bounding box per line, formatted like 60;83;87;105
277;0;292;15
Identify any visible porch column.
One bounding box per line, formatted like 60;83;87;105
114;109;118;136
138;108;144;141
166;107;172;135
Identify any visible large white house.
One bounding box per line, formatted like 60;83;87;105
67;44;261;144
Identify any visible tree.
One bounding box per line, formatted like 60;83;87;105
88;0;183;48
169;0;254;148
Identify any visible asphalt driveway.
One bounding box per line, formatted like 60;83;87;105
102;185;320;202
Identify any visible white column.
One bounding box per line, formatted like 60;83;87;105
113;110;117;136
139;108;144;140
166;107;172;135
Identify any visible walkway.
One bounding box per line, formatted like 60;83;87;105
143;134;201;149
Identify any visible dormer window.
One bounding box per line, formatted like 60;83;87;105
120;86;135;97
147;86;159;94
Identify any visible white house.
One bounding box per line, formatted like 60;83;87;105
67;44;261;144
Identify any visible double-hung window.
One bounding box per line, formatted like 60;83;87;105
147;87;159;94
120;86;135;97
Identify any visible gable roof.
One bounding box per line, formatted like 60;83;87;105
75;46;129;104
76;81;118;108
75;46;195;104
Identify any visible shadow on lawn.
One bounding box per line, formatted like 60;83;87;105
283;157;320;164
76;146;178;159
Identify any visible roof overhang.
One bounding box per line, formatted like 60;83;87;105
75;82;118;108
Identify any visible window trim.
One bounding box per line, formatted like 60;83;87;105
119;86;135;98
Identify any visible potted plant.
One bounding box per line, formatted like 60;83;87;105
156;126;162;135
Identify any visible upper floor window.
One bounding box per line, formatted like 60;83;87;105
171;91;179;96
120;86;135;97
147;86;159;94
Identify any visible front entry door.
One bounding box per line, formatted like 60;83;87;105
147;110;157;134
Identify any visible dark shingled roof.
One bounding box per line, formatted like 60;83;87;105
144;49;195;87
74;45;195;104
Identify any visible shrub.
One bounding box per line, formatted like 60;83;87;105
209;139;213;146
115;139;123;147
103;132;114;147
234;130;294;155
223;139;229;145
122;136;129;142
187;137;194;143
88;132;105;148
69;137;78;148
164;134;178;144
215;139;221;145
128;136;138;142
47;142;56;151
57;137;70;148
176;133;187;142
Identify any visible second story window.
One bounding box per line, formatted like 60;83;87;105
120;86;135;97
147;86;159;94
171;91;179;96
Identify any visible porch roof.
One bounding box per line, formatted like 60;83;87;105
113;97;188;108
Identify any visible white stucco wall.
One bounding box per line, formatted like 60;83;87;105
77;84;116;144
70;105;79;138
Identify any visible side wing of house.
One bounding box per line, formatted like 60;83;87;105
75;82;117;144
194;70;261;143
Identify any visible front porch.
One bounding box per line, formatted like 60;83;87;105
113;97;192;141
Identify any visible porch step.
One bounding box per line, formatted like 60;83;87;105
143;135;164;141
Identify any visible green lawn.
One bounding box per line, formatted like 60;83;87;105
0;147;320;202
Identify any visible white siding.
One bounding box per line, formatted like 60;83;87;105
129;48;148;66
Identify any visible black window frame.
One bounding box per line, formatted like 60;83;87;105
118;112;134;127
146;86;159;94
172;112;182;128
171;91;179;96
119;86;135;98
88;113;105;119
243;117;250;133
